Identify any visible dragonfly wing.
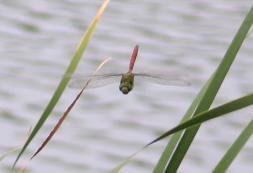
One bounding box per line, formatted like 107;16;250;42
68;73;122;89
134;71;190;86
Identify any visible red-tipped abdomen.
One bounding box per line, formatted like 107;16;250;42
128;45;139;72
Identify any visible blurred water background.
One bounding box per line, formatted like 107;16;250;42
0;0;253;173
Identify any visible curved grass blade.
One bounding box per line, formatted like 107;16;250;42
212;119;253;173
110;150;143;173
163;6;253;173
153;78;211;173
146;93;253;146
30;58;111;159
111;93;253;173
12;0;110;168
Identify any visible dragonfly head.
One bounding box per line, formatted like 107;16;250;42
119;72;134;95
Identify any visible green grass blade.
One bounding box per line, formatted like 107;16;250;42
212;119;253;173
12;0;110;168
153;79;211;173
147;93;253;144
111;92;253;173
164;6;253;173
110;150;143;173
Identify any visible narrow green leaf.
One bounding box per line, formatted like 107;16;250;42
111;92;253;173
12;0;110;168
165;6;253;173
146;93;253;145
110;150;142;173
212;119;253;173
153;79;211;173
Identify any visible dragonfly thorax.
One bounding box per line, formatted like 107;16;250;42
119;72;134;94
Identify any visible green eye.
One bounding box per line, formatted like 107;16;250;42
121;87;129;94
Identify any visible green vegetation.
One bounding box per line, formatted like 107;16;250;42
12;0;110;169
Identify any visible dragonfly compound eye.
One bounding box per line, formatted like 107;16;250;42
120;86;129;94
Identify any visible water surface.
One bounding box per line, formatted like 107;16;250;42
0;1;253;173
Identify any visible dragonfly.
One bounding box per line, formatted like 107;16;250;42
69;45;190;94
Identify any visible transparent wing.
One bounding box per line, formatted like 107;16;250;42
134;70;190;86
67;73;122;89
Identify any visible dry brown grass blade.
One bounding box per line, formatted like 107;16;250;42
30;58;111;159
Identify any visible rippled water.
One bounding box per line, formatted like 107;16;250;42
0;1;253;173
